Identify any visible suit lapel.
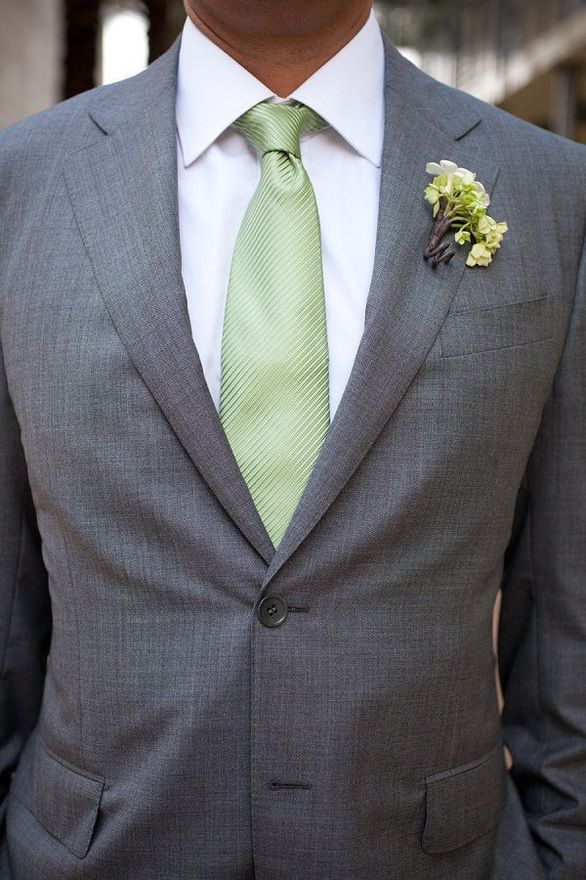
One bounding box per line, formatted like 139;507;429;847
65;41;275;564
64;36;499;578
261;37;500;587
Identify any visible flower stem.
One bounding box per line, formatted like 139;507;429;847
424;196;455;267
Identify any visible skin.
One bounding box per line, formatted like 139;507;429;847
183;0;373;96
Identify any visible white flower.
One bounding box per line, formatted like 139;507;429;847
423;158;505;268
426;158;473;185
473;181;491;207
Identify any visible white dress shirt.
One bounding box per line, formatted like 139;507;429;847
176;10;384;419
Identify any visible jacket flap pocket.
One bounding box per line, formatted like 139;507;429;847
422;744;507;854
11;734;104;859
440;294;553;357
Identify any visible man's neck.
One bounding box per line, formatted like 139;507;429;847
184;4;372;97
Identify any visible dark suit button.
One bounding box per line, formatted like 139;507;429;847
257;595;288;627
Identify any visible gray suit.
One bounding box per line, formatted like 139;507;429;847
0;30;585;880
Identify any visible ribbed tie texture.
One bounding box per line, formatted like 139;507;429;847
219;101;330;548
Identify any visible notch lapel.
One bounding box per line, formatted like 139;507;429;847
262;38;500;587
64;41;275;564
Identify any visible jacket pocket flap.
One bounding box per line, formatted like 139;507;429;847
440;294;553;357
11;734;104;859
421;744;507;854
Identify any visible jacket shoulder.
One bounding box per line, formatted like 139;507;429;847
402;57;586;214
433;73;585;180
0;87;103;166
0;38;180;173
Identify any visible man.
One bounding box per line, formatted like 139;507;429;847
0;0;584;877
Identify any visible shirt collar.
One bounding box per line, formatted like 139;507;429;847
176;9;385;168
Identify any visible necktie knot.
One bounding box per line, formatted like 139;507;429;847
234;101;327;159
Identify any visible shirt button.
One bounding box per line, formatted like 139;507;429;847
257;595;288;628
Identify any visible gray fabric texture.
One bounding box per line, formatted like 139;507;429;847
0;30;585;880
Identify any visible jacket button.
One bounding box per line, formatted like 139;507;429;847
257;595;288;627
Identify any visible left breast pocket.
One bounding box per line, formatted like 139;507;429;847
439;294;554;358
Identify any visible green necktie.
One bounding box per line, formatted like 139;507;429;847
219;101;330;548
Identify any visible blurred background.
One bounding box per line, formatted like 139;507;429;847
1;0;586;142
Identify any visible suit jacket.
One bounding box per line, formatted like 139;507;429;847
0;31;585;880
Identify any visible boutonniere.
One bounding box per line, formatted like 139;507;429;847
423;160;508;268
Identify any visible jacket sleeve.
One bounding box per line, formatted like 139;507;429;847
0;336;51;827
496;228;586;877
